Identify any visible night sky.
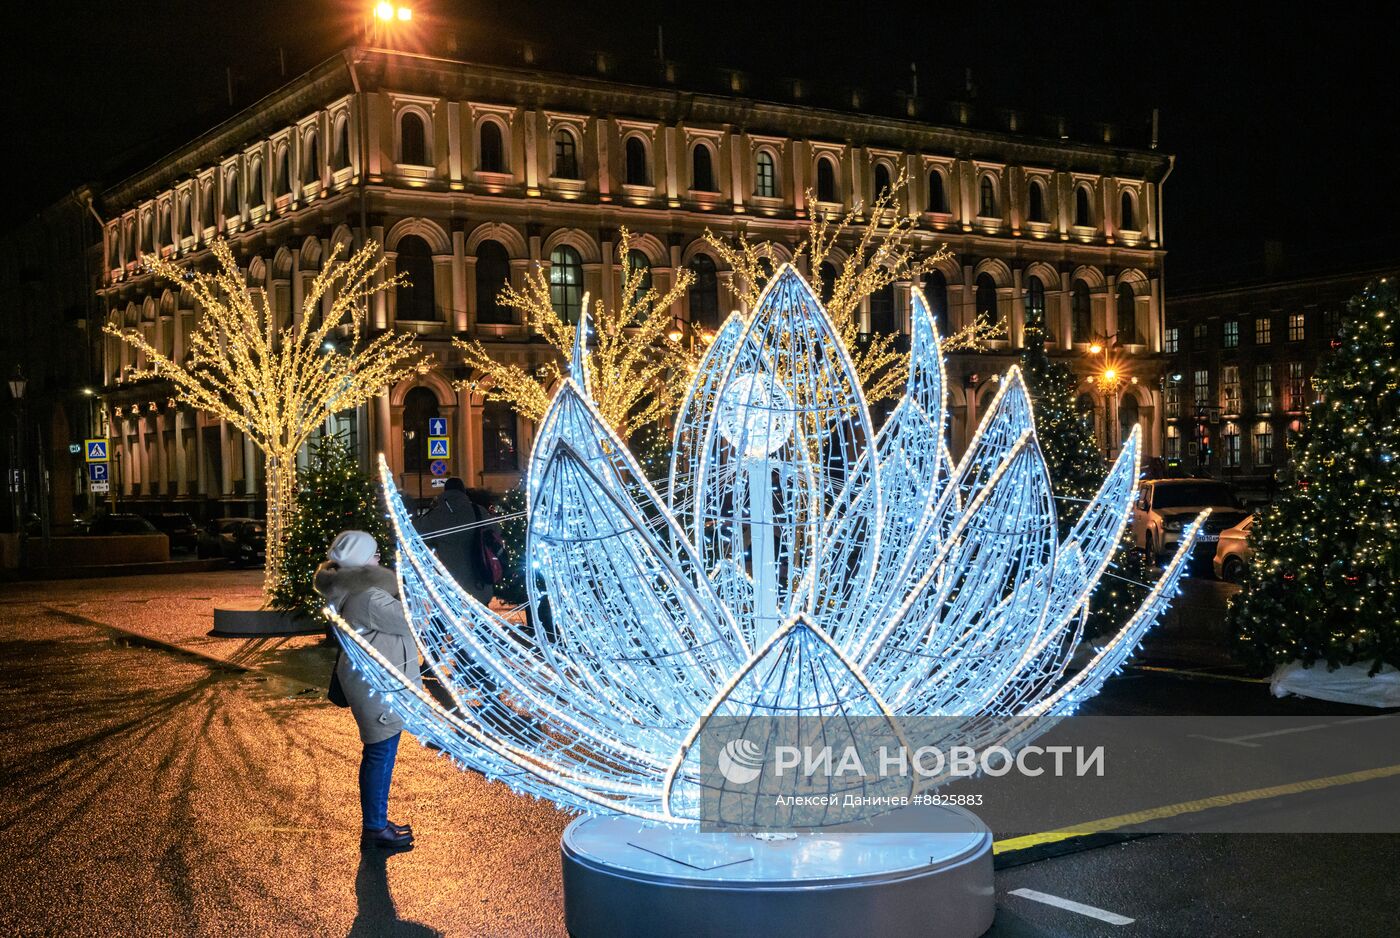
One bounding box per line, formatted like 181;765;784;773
4;0;1396;287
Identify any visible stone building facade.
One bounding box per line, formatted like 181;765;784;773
95;47;1172;514
1166;264;1397;496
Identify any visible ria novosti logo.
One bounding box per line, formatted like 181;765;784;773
717;738;765;784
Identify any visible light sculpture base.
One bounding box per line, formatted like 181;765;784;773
561;806;994;938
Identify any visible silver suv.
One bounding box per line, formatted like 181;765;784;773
1131;478;1250;562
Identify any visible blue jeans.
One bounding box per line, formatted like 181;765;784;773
359;732;401;831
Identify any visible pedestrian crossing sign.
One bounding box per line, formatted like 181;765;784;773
428;436;450;458
85;439;108;462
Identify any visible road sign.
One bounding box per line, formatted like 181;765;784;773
88;463;109;483
90;481;110;494
428;436;450;458
429;459;449;477
428;417;448;437
85;439;109;462
430;478;447;488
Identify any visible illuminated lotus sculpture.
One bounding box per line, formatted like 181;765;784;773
330;266;1204;825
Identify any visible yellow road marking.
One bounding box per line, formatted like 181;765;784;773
993;762;1400;854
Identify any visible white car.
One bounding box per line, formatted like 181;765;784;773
1131;478;1250;562
1213;515;1256;582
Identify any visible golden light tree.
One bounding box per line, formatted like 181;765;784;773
454;228;698;438
105;240;430;596
705;170;1004;404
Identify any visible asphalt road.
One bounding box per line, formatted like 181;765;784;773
1;573;1396;936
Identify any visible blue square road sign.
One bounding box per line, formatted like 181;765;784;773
428;417;448;437
428;437;450;458
85;439;109;462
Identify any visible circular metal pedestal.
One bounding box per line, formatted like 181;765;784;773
561;807;993;938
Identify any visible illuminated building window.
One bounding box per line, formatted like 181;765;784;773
691;143;716;192
755;150;777;198
1254;363;1273;413
1193;368;1210;408
979;175;998;217
1166;381;1180;418
1253;422;1274;466
1165;424;1181;459
625;136;649;186
1222;319;1238;348
1165;326;1179;354
553;128;579;179
1221;365;1240;414
1027;179;1047;222
1221;421;1241;468
549;245;584;324
1286;362;1305;410
1255;315;1272;344
480;121;506;173
399;111;427;166
1288;312;1305;342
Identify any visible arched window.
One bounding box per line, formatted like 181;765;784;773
1075;185;1093;227
755;150;777;198
1121;190;1137;230
691;144;716;192
274;145;291;196
475;240;512;324
688;254;720;330
816;156;838;202
923;270;949;335
1071;281;1092;342
479;121;505;173
872;162;892;196
549;245;584;323
928;170;948;213
1116;282;1140;344
1119;394;1141;447
402;387;440;474
181;195;193;239
400;111;427;166
302;133;319;185
395;235;437;321
625;248;653;304
975;273;998;320
1024;275;1046;331
249;159;263;205
1028;179;1047;223
157;204;170;247
223;170;239;217
553;128;579;179
333;117;350;170
200;186;214;231
625;136;649;186
978;176;997;217
869;282;896;334
818;261;838;303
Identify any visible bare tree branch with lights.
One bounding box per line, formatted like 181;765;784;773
453;228;699;439
104;240;430;597
705;170;1004;404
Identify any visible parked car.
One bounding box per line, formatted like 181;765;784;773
197;517;265;565
88;513;159;536
1131;478;1251;562
144;512;199;552
1213;514;1256;583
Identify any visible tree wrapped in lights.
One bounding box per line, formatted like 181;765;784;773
453;228;698;439
327;266;1205;824
1231;279;1400;673
706;170;1004;405
271;433;392;616
104;240;429;596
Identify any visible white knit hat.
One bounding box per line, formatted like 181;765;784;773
327;530;378;567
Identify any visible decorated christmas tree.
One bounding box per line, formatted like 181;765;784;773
1018;318;1148;634
1231;279;1399;674
1018;318;1108;529
271;434;393;617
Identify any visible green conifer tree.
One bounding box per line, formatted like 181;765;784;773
1230;279;1399;673
271;434;393;617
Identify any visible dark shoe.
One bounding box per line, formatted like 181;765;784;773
386;820;413;837
362;825;414;850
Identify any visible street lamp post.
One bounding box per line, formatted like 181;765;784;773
1086;335;1137;455
8;367;27;536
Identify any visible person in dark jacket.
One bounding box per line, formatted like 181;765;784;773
315;530;420;851
412;477;497;604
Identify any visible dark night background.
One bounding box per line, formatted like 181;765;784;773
1;0;1395;287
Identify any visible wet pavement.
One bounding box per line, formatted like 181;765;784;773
1;571;1395;936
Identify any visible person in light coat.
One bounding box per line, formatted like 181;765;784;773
315;530;421;851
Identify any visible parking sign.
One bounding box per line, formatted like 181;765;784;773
88;463;109;483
